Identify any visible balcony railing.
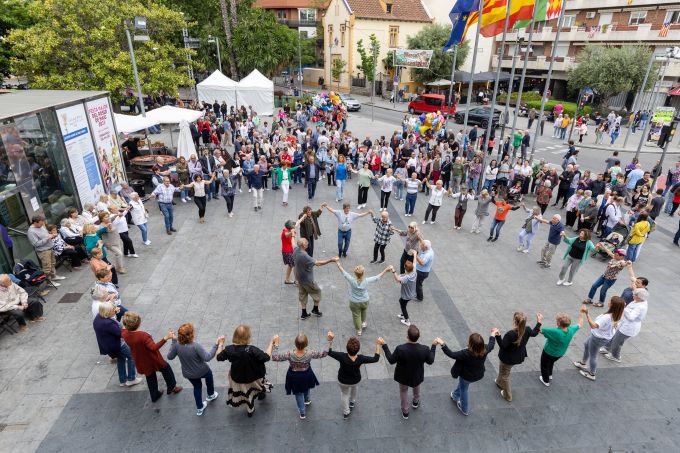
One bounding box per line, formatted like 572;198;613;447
498;22;680;42
277;18;318;28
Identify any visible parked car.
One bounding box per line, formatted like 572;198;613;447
454;107;502;128
340;94;361;111
408;93;454;115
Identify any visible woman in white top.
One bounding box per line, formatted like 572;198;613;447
422;179;446;224
182;173;216;223
573;297;625;381
110;208;138;258
377;168;397;212
96;194;109;212
482;159;498;192
603;287;648;362
129;192;151;245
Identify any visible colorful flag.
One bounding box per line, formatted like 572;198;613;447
514;0;562;30
443;0;481;51
659;21;671;37
474;0;536;37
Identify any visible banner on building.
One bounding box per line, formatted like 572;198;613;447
85;98;127;192
56;104;105;207
393;49;434;68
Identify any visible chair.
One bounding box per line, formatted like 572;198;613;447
0;313;19;335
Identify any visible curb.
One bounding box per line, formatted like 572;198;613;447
561;141;680;155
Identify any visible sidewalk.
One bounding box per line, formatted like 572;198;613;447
564;139;680;155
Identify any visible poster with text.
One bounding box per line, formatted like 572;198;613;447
56;103;105;207
86;97;126;191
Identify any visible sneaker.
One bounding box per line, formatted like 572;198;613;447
300;413;306;420
604;353;621;363
456;401;469;416
311;309;322;317
357;330;362;336
491;237;498;242
51;282;61;287
599;347;609;354
522;249;529;254
300;312;311;320
229;213;234;218
343;412;350;420
538;376;550;387
487;237;493;242
517;246;524;252
573;361;587;371
186;197;191;201
583;298;593;305
411;400;419;409
125;377;143;387
450;391;458;403
430;221;435;224
361;322;367;328
536;260;545;264
349;401;355;409
206;392;219;402
181;198;187;203
397;313;404;319
579;370;596;381
119;382;126;387
239;189;243;193
401;411;409;420
144;241;152;245
422;220;426;224
562;281;573;286
556;279;564;285
197;401;207;416
400;318;411;327
129;254;139;258
52;275;66;280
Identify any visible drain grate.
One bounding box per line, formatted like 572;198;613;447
57;292;84;304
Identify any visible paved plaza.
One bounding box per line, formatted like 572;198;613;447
1;116;680;453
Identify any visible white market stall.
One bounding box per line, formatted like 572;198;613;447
144;106;204;152
113;113;160;134
196;70;238;106
237;69;274;116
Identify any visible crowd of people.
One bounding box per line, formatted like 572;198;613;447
9;97;672;424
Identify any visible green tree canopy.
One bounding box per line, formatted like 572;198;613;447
356;34;380;81
7;0;192;102
406;24;469;84
0;0;34;77
567;44;657;100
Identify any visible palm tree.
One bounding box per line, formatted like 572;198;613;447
218;0;239;78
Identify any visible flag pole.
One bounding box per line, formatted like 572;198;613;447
498;37;522;160
480;0;513;192
509;0;539;163
622;50;655;148
446;45;459;136
530;0;567;160
463;0;484;132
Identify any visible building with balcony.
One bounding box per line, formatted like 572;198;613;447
254;0;321;37
491;0;680;107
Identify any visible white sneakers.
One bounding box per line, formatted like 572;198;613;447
125;377;143;387
562;281;573;286
517;246;524;252
144;240;152;246
52;275;66;280
556;279;564;285
422;220;426;224
522;249;530;254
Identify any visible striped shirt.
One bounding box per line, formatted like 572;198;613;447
372;216;394;245
152;184;179;203
405;179;421;194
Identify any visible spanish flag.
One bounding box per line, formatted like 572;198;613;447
479;0;536;37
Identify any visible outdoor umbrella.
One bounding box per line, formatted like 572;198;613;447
176;120;196;161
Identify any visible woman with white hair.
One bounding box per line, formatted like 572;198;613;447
129;192;150;245
334;260;393;336
470;189;493;234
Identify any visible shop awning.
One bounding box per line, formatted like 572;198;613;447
668;86;680;96
113;113;160;134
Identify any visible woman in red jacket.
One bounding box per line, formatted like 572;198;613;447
121;311;183;402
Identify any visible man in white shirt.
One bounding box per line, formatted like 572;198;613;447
602;288;648;362
324;203;372;258
603;196;624;237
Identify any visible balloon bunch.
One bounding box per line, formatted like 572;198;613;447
413;111;446;137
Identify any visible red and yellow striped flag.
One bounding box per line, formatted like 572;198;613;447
466;0;537;38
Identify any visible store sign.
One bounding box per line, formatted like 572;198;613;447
56;104;105;207
86;98;127;192
652;107;675;126
394;49;433;69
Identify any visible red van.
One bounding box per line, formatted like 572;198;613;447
408;93;455;115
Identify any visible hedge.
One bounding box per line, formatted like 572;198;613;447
524;100;592;117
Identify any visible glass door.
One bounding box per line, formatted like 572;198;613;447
0;190;38;273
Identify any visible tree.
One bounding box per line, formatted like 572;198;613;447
331;58;347;90
356;34;380;81
568;45;657;101
218;0;239;78
406;24;469;84
7;0;192;102
0;0;33;77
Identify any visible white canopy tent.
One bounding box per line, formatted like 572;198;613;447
144;106;203;124
237;69;274;116
113;113;160;134
196;70;238;106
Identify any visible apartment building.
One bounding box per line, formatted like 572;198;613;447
491;0;680;105
254;0;321;37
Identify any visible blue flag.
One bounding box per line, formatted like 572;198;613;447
443;0;480;51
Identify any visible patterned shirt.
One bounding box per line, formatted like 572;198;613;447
602;259;627;280
372;216;394;245
271;348;328;371
152;184;179;203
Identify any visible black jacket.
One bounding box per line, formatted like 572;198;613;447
199;155;217;175
216;344;269;384
441;337;495;383
495;323;541;365
298;209;322;240
304;163;321;183
382;343;436;387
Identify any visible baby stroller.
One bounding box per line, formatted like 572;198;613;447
13;259;52;302
593;223;629;260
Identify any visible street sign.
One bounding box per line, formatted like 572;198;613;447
184;37;200;49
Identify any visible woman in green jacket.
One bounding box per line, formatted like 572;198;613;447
272;161;300;207
557;228;596;286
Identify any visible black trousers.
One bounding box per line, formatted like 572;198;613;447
327;171;335;186
146;364;178;402
380;191;391;209
399;250;414;274
540;350;560;382
565;210;577;227
103;257;119;285
373;243;386;261
119;232;135;256
554;186;569;207
416;270;429;301
194;195;207;218
424;204;440;222
223;194;234;213
358;186;369;205
306;236;315;257
399;298;410;320
60;248;82;267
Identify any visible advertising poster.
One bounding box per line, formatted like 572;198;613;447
648;107;676;143
393;49;434;69
86;98;126;191
56;104;105;206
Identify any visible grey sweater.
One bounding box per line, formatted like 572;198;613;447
167;340;218;379
27;225;53;252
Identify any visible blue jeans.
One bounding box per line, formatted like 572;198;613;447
338;229;352;255
188;369;215;409
489;218;505;239
294;390;310;415
307;180;317;199
483;179;495;192
467;176;479;191
588;275;617;303
159;203;173;231
405;193;417;215
116;343;136;384
137;223;148;243
394;180;404;199
336;179;345;200
452;377;471;414
625;243;641;262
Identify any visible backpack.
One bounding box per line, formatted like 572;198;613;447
13;260;48;287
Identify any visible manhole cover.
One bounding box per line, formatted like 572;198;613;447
57;292;84;303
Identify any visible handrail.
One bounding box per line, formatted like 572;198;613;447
6;227;27;236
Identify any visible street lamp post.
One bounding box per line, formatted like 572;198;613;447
124;17;148;117
498;37;523;158
371;42;377;122
208;36;222;72
446;46;458;135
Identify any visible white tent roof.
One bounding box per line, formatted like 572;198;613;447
197;70;238;89
113;113;160;134
238;69;274;90
144;106;203;124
